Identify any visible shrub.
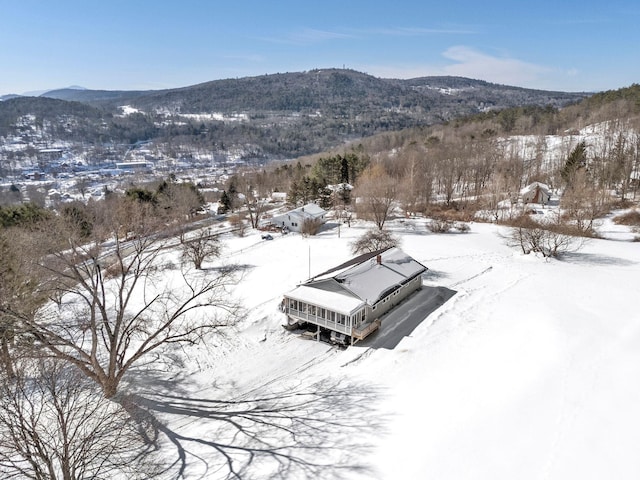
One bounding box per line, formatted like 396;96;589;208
300;218;323;236
454;222;471;233
426;219;453;233
424;204;476;222
504;214;585;258
613;209;640;226
228;214;247;237
427;219;471;234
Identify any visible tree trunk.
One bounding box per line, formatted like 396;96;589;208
102;378;119;399
0;336;15;379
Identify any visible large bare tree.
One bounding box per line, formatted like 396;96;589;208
0;359;160;480
20;197;239;399
0;227;48;380
354;163;397;230
234;172;270;229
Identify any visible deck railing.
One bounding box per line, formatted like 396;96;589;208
287;308;351;335
352;319;381;341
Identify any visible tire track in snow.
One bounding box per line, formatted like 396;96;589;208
231;346;338;401
422;269;532;351
448;266;493;288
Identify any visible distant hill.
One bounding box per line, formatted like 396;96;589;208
42;88;148;103
2;69;592;158
40;69;588;117
0;94;22;101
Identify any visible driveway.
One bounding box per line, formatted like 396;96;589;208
359;286;456;350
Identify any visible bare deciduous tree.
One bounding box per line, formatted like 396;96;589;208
180;228;222;269
560;170;610;236
504;215;584;258
350;229;400;255
21;198;239;399
0;228;47;380
229;213;248;237
354;163;397;230
0;359;160;480
235;173;271;229
74;177;91;199
155;179;206;222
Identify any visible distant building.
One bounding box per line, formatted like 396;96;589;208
283;247;427;345
520;182;551;204
270;191;287;202
270;203;327;233
115;161;152;173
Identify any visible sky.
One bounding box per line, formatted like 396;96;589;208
1;0;639;96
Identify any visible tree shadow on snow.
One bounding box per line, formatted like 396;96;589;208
204;263;255;274
560;251;637;267
120;378;385;480
421;269;449;282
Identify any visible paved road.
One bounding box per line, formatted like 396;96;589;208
359;286;457;350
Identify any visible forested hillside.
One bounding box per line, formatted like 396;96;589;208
1;69;589;159
237;83;640;238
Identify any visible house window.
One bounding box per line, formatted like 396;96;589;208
309;305;316;316
330;311;336;322
319;308;326;319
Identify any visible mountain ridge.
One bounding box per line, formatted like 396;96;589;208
39;69;589;112
1;69;592;158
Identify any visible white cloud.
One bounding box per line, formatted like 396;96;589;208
439;46;549;85
292;28;354;43
257;28;354;45
359;46;551;88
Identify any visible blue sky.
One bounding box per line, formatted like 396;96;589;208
1;0;639;96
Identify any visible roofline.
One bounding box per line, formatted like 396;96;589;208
311;247;392;280
306;246;427;305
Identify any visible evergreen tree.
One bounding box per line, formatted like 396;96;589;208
340;155;350;183
288;180;301;207
318;186;333;210
218;190;232;214
227;176;239;210
562;141;587;185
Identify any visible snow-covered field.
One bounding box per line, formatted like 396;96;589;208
133;217;640;479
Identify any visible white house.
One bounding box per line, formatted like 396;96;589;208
270;191;287;203
520;181;551;204
270;203;327;233
283;247;427;345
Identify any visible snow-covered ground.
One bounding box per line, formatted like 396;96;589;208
129;217;640;479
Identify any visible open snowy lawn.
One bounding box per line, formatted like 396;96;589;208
133;219;640;479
